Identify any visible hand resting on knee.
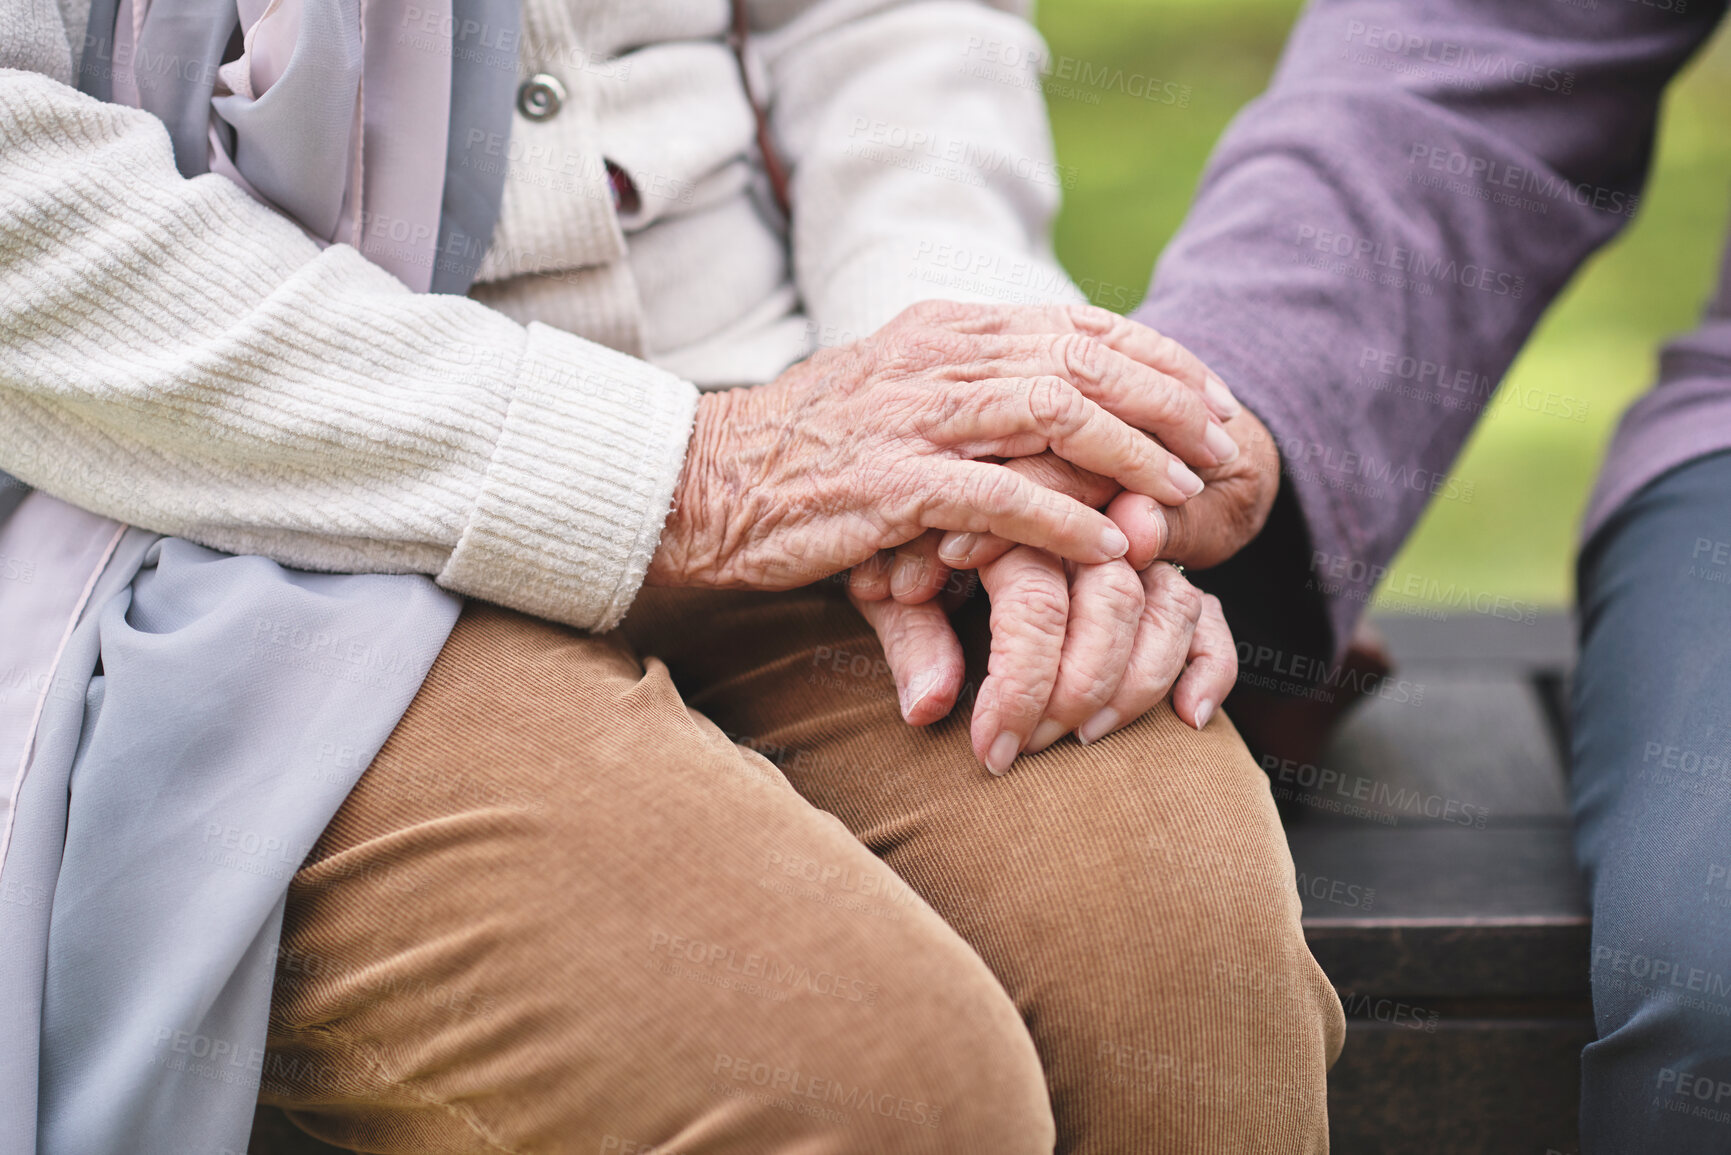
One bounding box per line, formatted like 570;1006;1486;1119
844;303;1282;773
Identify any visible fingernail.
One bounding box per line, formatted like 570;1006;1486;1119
1193;699;1214;731
1100;526;1130;558
1026;719;1066;754
1204;372;1241;419
1203;422;1240;466
938;533;978;566
900;668;944;721
1078;708;1120;745
986;731;1021;776
889;554;923;599
1167;459;1204;498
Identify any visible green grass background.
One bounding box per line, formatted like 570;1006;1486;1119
1034;0;1731;610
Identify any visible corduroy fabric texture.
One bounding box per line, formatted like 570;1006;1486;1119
261;588;1343;1154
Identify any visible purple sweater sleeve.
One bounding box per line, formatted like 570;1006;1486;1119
1133;0;1725;663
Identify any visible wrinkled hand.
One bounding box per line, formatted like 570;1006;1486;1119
848;361;1280;776
922;404;1280;579
646;301;1238;590
853;551;1237;773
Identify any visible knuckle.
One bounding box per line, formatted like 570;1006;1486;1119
856;456;903;497
930;330;979;370
1050;493;1095;537
1015;576;1070;632
1149;331;1185;372
964;466;1023;516
910;382;969;437
1026;375;1087;432
1144;595;1189;635
997;680;1050;719
883;390;942;438
1129;662;1181;706
1144;375;1201;428
874;463;935;523
1092;564;1147;619
1079;668;1119;707
1170;577;1205;621
1055;331;1106;386
1050;671;1113;719
1145;570;1203;630
1190;650;1238;686
880;325;974;376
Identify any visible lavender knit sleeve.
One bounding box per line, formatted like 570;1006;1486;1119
1134;0;1725;663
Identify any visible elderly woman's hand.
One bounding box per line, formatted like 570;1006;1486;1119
853;553;1237;774
843;325;1281;776
645;301;1235;590
928;406;1280;576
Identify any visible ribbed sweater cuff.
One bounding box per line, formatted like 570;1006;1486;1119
438;322;699;631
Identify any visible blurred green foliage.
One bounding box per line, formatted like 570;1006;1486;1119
1035;0;1731;609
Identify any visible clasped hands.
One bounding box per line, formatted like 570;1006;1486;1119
646;300;1279;775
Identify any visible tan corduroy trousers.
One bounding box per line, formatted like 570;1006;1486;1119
256;583;1343;1154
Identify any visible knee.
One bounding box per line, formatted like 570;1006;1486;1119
842;923;1055;1153
725;980;1055;1155
1153;871;1343;1139
1152;812;1346;1062
1584;830;1731;1041
1588;913;1725;1043
686;857;1055;1153
949;714;1344;1149
688;897;1055;1154
1068;846;1343;1149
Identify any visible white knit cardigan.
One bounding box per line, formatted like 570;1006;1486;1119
0;0;1079;630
